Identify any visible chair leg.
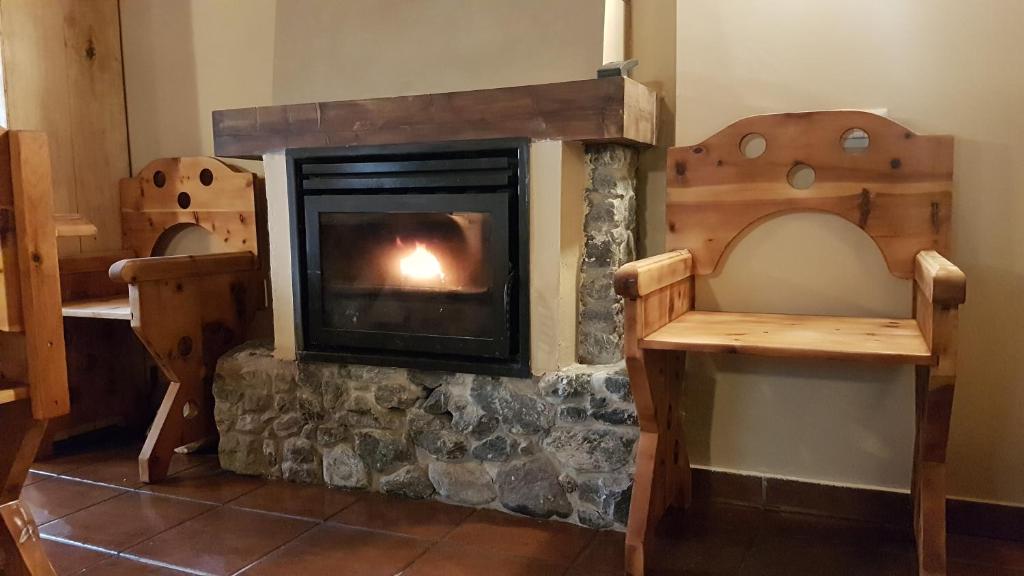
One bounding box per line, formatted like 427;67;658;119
625;350;690;576
0;403;55;576
0;501;56;576
912;365;955;576
139;377;212;483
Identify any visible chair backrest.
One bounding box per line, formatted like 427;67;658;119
0;130;69;420
665;111;954;279
120;157;259;257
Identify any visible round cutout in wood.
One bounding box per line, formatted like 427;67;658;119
739;133;767;159
177;192;192;209
153;170;167;188
787;163;816;189
841;128;870;153
199;168;214;186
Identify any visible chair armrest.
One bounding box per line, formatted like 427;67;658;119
110;252;257;284
614;250;693;299
915;250;966;307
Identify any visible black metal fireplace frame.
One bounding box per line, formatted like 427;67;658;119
287;138;530;377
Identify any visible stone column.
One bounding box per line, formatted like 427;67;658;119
577;144;638;365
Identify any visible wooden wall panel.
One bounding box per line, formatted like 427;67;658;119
0;0;129;256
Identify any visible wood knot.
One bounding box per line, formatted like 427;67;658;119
890;158;902;169
693;146;704;155
674;161;687;176
30;251;42;264
177;336;194;357
858;188;872;228
84;39;96;61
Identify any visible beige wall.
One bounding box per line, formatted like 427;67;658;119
121;0;602;168
672;0;1024;505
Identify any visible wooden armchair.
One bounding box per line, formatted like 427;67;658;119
614;111;964;576
0;131;70;575
58;157;264;483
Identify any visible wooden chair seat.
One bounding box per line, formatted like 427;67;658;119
61;295;131;321
642;311;932;364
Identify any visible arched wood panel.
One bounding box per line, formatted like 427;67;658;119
666;111;954;278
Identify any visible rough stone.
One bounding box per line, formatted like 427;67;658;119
282;460;321;484
354;430;411;472
502;392;554;435
323;444;369;489
283;437;315;465
470;435;512;462
380;465;435;500
590;404;638;426
414;430;467;461
408;369;464;390
538;372;592;402
272;412;304;437
558;405;589;423
407;408;449;433
558;473;578;494
600;367;632;401
496;456;572;519
316;421;347;447
374;380;423;409
422;386;450;415
579;475;633;525
577;505;614;529
543;427;638;472
219;432;266;475
428;462;496;505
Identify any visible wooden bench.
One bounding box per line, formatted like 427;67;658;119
615;111;964;576
57;157;264;483
0;130;71;576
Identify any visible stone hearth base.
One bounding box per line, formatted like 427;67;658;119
214;342;638;530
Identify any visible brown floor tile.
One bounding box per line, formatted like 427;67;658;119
329;492;474;541
738;540;916;576
32;443;134;476
229;480;362;520
445;508;595;563
41;491;213;552
140;463;265;504
80;556;189;575
25;470;53;486
21;477;124;524
40;538;111;576
124;506;315;576
950;560;1024;576
239;524;430;576
405;541;566;576
567;530;626;576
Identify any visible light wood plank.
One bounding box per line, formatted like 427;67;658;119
110;252;256;284
0;132;23;332
666;111;954;278
642;311;932;364
0;385;29;405
615;250;692;299
53;214;97;238
61;296;130;321
60;0;130;253
915;250;966;306
10;132;70;419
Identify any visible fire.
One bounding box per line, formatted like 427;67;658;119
398;243;445;283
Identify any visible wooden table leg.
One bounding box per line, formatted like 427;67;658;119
0;501;56;576
913;364;955;576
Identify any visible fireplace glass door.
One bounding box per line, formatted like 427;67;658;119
303;193;511;358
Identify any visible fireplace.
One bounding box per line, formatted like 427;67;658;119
287;139;530;376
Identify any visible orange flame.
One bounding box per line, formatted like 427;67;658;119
399;243;445;282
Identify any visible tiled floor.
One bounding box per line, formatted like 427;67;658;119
14;441;1024;575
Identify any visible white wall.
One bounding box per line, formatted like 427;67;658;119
673;0;1024;505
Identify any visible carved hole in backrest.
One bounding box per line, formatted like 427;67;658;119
151;222;220;257
841;128;870;154
698;212;911;318
199;168;214;186
153;170;166;188
177;192;192;209
786;163;816;189
739;133;767;159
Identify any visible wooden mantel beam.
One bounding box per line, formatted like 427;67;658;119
212;77;657;159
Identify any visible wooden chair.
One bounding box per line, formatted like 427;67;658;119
58;157;264;483
0;131;71;576
614;111;964;576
